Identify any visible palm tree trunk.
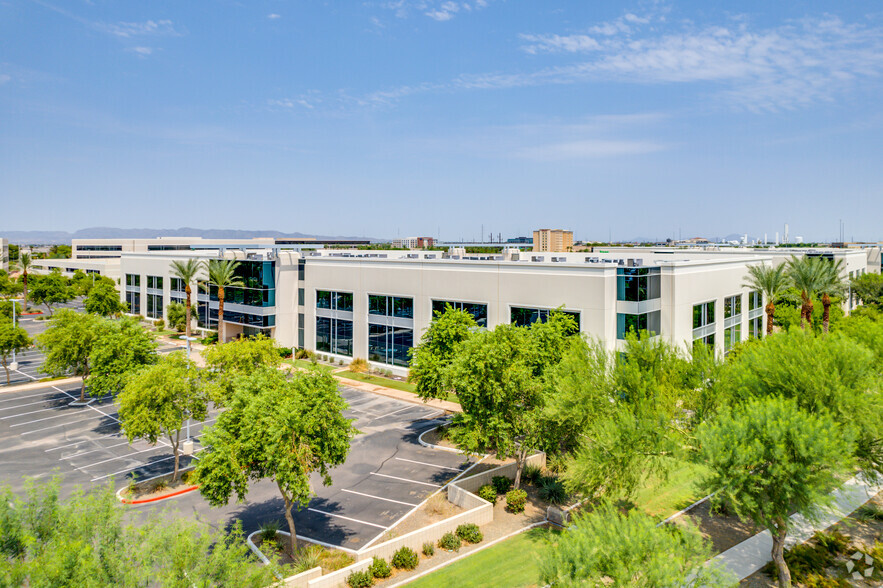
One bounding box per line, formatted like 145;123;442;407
821;293;831;334
22;273;28;312
218;286;225;343
765;302;776;335
184;284;192;340
805;299;814;331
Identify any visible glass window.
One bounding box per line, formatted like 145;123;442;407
432;300;488;328
146;293;163;319
334;291;353;312
616;267;661;302
749;290;761;311
724;323;742;354
125;291;140;314
393;297;413;319
317;290;332;309
126;274;140;287
616;311;660;340
368;323;413;366
147;275;163;289
315;316;353;357
692;301;715;329
298;313;305;348
748;315;763;339
298;259;305;281
298;288;305;306
511;306;580;332
724;295;742;319
693;333;715;351
171;278;186;293
368;295;414;318
369;294;387;316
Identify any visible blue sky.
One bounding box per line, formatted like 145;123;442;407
2;1;882;241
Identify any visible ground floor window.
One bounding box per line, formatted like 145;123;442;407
432;300;487;328
693;333;715;351
298;313;305;348
146;294;163;319
510;306;580;332
125;291;140;315
368;323;413;367
723;323;741;354
316;317;353;357
748;316;762;339
616;311;661;340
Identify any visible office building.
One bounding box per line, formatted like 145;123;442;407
533;229;573;252
0;238;7;271
391;237;435;250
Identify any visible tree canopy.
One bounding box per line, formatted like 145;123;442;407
540;502;733;587
195;367;357;545
88;316;157;398
851;272;883;308
698;396;854;587
37;309;102;401
202;334;282;404
28;271;73;316
84;280;127;317
119;353;206;481
0;321;31;384
408;305;477;400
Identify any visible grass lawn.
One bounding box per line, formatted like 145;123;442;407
336;371;459;404
408;527;558;588
286;359;335;373
631;459;711;520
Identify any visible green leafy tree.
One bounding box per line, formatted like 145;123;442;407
850;272;883;308
835;310;883;363
88;317;158;398
48;244;72;259
742;262;790;335
699;397;854;587
0;270;23;297
540;502;733;587
0;479;278;587
37;309;102;401
0;321;31;384
202;334;282;404
716;328;883;476
170;258;203;340
28;271;73;316
773;292;844;333
202;259;243;343
408;305;477;400
166;301;187;332
195;367;357;547
0;299;22;320
446;313;577;488
84;280;128;317
119;353;206;481
17;252;32;312
786;256;824;330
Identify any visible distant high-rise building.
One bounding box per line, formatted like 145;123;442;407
392;237;435;250
0;237;7;271
784;223;789;244
533;229;573;252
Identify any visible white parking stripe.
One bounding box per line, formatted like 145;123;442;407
78;444;169;469
0;397;64;411
306;508;389;530
0;391;64;403
90;448;204;482
11;410;90;427
1;406;66;420
394;457;463;472
340;488;419;507
64;440;132;460
371;405;419;420
20;415;102;435
369;472;441;487
45;434;120;452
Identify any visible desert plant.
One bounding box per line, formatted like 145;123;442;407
422;542;434;557
804;574;850;588
492;476;513;495
368;556;391;579
456;523;483;544
522;464;543;485
153;479;169;492
506;488;527;513
292;545;323;572
425;493;448;516
761;543;833;584
391;546;418;570
319;549;355;571
259;520;280;543
855;503;883;522
538;475;568;505
438;532;461;552
812;529;849;555
350;358;369;373
477;484;497;503
339;359;344;366
346;570;374;588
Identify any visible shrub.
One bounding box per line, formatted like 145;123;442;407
391;546;419;570
812;529;849;555
346;570;373;588
538;475;568;505
477;484;497;503
277;347;293;359
804;574;850;588
505;489;527;513
522;464;543;485
368;556;391;579
153;319;164;329
492;476;513;495
546;454;568;474
339;359;344;366
153;479;169;492
761;543;833;583
422;542;434;557
456;523;483;544
259;520;280;542
426;493;448;516
438;532;461;552
292;545;323;573
350;358;369;373
855;503;883;522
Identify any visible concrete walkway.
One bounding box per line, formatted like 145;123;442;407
710;476;883;581
0;376;83;395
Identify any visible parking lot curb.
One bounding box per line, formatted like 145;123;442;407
0;376;82;395
116;482;200;504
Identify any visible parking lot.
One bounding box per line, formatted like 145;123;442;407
0;379;472;552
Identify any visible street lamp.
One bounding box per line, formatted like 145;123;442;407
8;298;22;371
182;335;199;455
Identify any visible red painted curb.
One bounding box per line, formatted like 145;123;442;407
121;484;199;504
21;312;43;315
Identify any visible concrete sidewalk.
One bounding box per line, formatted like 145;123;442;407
710;476;883;581
0;376;83;395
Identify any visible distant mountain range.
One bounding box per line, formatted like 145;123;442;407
0;227;376;244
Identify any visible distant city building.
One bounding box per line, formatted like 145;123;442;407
532;229;573;252
0;237;7;271
506;237;533;244
391;237;435;249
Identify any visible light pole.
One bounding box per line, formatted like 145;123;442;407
9;298;22;371
182;335;199;454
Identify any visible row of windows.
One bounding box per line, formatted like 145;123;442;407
369;295;414;319
510;307;581;331
77;245;123;251
317;290;354;312
197;305;275;329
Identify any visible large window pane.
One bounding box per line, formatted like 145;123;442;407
317;290;332;309
316;316;331;351
369;295;387;316
393;297;413;319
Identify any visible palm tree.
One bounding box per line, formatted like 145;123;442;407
202;259;243;343
169;259;202;341
743;262;791;335
786;256;824;330
816;259;846;334
17;253;32;312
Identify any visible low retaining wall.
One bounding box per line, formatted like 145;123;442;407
453;453;546;495
284;559;372;588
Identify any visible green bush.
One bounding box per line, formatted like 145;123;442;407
522;464;543;485
346;570;374;588
368;556;391;579
277;347;293;359
505;489;527;513
492;476;513;495
477;484;497;503
438;532;461;552
258;520;280;542
391;546;418;570
855;503;883;522
456;523;483;544
538;475;568;505
812;529;849;555
291;545;322;573
761;543;833;583
422;542;434;557
804;574;850;588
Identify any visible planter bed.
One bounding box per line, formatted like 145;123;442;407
119;471;198;504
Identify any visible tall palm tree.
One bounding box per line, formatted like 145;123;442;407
169;259;203;341
786;256;824;330
742;262;791;335
202;259;243;343
816;259;846;334
18;253;32;312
